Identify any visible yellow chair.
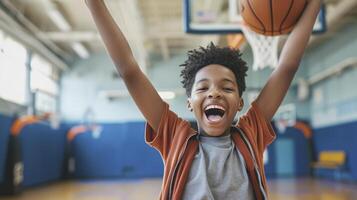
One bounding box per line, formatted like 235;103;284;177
312;151;346;180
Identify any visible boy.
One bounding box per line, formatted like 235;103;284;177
86;0;321;199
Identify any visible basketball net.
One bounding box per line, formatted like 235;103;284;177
275;119;289;134
49;113;60;129
241;24;280;71
82;107;102;139
227;0;284;71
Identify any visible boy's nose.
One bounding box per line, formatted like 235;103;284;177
208;89;221;98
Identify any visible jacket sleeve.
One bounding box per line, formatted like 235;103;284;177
145;102;190;161
238;100;276;153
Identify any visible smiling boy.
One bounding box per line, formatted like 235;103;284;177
86;0;322;199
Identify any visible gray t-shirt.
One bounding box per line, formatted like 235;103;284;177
182;134;255;200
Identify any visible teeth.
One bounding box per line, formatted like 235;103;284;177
205;105;225;111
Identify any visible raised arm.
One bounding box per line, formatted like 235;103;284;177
255;0;322;121
85;0;165;131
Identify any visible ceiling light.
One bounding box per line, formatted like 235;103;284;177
158;91;176;100
45;2;90;59
71;42;89;59
99;90;177;100
47;9;71;31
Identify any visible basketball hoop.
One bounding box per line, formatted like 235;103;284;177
228;0;280;71
82;107;102;139
184;0;326;71
275;119;289;134
274;104;296;134
241;24;280;71
49;113;60;129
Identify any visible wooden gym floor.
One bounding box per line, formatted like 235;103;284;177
0;178;356;200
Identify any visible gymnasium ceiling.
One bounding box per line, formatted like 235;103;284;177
0;0;357;71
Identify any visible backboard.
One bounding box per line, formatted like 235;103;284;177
183;0;326;34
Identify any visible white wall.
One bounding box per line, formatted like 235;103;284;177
60;53;194;122
305;24;357;128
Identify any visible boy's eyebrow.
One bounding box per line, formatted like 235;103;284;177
222;78;235;84
195;78;208;84
195;78;236;84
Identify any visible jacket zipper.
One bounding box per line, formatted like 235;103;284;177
167;132;197;200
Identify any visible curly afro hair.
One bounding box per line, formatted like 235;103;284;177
180;42;248;97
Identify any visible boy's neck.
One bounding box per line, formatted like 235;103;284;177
198;127;231;137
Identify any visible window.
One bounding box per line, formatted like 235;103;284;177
30;54;59;113
0;31;27;105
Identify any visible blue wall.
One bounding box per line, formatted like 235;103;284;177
0;114;13;183
19;124;67;186
1;115;164;186
2;117;357;183
67;122;163;179
265;120;357;181
0;114;67;187
265;125;311;178
313;120;357;180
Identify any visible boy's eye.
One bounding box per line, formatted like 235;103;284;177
197;87;208;91
223;87;234;92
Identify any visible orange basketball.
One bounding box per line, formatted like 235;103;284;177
240;0;307;36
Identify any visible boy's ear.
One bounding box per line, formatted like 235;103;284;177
187;98;193;112
238;99;244;111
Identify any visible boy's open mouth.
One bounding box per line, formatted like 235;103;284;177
204;105;226;122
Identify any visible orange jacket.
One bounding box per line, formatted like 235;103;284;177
145;101;275;200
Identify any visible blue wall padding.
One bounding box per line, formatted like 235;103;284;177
265;125;311;178
313;120;357;180
2;115;356;182
289;128;311;176
19;124;67;187
70;122;163;179
264;140;276;178
0;114;13;183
